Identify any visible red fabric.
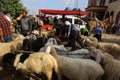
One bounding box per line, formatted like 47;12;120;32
39;9;89;15
41;24;52;31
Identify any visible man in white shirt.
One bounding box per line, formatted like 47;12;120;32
65;21;82;49
65;21;81;40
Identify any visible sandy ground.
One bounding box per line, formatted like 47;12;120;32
101;33;120;45
0;33;120;80
0;66;25;80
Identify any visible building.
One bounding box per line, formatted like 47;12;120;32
86;0;120;24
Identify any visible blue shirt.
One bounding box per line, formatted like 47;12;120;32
95;27;102;35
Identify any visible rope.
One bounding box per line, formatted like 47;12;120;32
13;50;34;54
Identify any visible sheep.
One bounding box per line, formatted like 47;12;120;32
40;38;90;59
47;38;58;45
41;44;90;59
65;49;90;58
45;44;104;80
54;48;90;59
40;38;69;52
46;38;90;58
0;34;25;53
87;36;98;42
2;52;59;80
84;37;120;59
87;21;106;33
23;34;47;52
31;30;40;35
87;21;96;33
40;29;56;38
90;48;120;80
0;35;25;66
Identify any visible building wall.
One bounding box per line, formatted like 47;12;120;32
104;0;110;6
88;0;97;6
96;0;100;6
87;0;120;21
105;0;120;19
88;0;119;7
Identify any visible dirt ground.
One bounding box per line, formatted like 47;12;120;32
101;33;120;45
0;66;25;80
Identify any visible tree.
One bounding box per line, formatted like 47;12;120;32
0;0;27;18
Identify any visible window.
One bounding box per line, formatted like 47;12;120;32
102;0;105;5
109;0;112;3
105;12;109;19
110;11;114;17
100;0;105;6
115;12;120;24
100;0;103;6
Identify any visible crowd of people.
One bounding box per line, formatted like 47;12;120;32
0;8;119;44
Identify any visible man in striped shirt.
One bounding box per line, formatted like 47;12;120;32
0;9;12;42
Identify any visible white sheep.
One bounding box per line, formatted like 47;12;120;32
13;52;59;80
41;40;90;58
85;37;120;59
45;44;104;80
0;35;25;60
0;34;25;54
55;48;90;59
65;49;90;58
83;37;98;47
90;48;120;80
88;36;98;42
40;38;69;52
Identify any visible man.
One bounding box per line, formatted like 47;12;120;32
92;15;100;22
0;9;12;42
54;19;63;37
64;21;82;49
106;16;115;34
64;21;81;40
94;22;102;42
21;11;32;36
81;27;89;36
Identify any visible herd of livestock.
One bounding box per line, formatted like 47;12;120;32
0;29;120;80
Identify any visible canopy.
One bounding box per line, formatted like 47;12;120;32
39;9;89;15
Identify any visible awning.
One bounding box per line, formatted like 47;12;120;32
39;9;89;15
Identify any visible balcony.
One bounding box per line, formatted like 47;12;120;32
86;6;108;11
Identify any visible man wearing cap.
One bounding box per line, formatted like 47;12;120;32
0;9;12;42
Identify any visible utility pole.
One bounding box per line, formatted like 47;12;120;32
74;0;78;9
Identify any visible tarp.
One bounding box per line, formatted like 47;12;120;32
39;9;89;15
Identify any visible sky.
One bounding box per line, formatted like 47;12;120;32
21;0;88;15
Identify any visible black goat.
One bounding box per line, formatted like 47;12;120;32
23;34;47;52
